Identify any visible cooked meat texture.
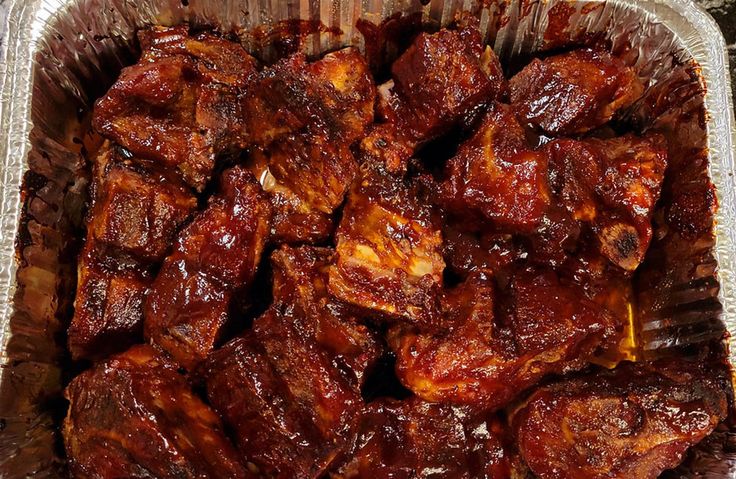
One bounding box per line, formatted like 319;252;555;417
390;28;505;140
64;344;250;479
442;102;551;232
329;163;445;327
328;398;511;479
87;146;197;263
244;48;374;243
546;133;668;271
362;25;506;173
204;246;383;478
145;166;271;369
509;48;644;135
442;222;524;280
205;334;351;479
391;268;618;409
68;243;151;361
270;245;384;388
93;25;257;190
511;360;729;479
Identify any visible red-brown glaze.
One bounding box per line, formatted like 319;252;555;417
328;398;512;478
509;48;644;135
69;143;195;360
329;163;445;328
93;26;257;190
244;48;374;244
511;360;729;479
546;133;668;271
391;268;619;409
144;166;271;369
68;242;151;360
86;145;197;263
443;102;551;232
362;23;506;173
64;345;251;479
204;246;383;478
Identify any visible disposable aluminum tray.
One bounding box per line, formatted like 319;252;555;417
1;0;735;477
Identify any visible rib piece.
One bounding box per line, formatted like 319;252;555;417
442;222;523;279
68;243;151;361
442;102;551;232
328;398;512;479
362;23;506;172
546;133;667;271
204;335;327;478
329;163;445;327
244;48;374;243
69;143;196;361
509;48;644;135
145;166;271;369
94;26;257;190
87;145;197;263
204;246;383;478
205;333;353;479
391;268;618;409
270;246;384;388
64;345;250;479
510;360;729;479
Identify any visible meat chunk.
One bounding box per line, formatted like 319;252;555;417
245;48;374;243
145;166;271;369
362;24;506;173
329;163;445;327
442;222;524;279
391;268;619;409
64;345;250;479
442;102;551;232
204;246;383;478
204;334;349;479
271;246;384;388
87;147;197;263
510;360;729;479
68;243;151;360
546;133;667;270
69;142;195;361
94;26;258;190
509;48;644;135
328;398;512;479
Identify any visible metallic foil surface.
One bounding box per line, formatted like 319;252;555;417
0;0;735;477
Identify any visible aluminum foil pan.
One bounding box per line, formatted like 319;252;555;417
1;0;735;477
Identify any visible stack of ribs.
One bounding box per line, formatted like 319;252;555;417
62;19;729;479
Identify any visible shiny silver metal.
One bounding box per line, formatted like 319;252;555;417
0;0;734;476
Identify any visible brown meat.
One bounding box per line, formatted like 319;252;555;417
546;133;668;271
442;102;551;232
68;243;151;361
69;143;196;361
87;145;197;263
205;333;350;479
510;360;729;479
244;48;374;244
64;345;250;479
329;163;445;327
391;268;619;409
94;26;257;190
362;24;506;173
328;398;512;479
204;246;384;478
509;48;644;135
270;246;384;388
145;166;271;369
